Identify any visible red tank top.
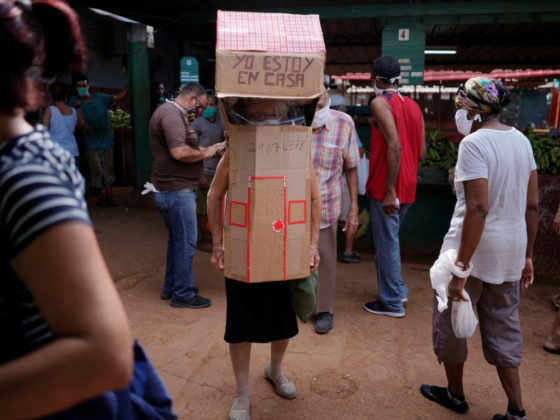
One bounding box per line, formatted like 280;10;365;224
366;93;423;204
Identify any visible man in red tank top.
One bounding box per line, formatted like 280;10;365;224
363;56;426;318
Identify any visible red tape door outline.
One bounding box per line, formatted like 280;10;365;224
228;176;307;282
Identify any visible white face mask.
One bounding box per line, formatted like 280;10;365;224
373;77;400;97
312;98;330;128
373;81;385;97
455;109;481;136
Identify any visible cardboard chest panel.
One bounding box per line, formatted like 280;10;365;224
224;125;312;283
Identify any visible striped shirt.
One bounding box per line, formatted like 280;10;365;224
311;109;360;228
0;128;90;363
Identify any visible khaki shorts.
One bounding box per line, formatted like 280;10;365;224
432;278;522;368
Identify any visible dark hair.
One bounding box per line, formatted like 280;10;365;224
372;56;401;83
73;72;88;85
494;79;512;109
179;82;206;98
50;83;69;102
0;0;86;114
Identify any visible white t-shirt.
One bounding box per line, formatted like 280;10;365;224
441;128;537;284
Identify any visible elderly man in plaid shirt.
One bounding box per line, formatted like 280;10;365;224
312;88;360;334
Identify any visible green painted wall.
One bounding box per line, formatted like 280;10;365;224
382;23;426;86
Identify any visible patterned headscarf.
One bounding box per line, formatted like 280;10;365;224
455;77;503;115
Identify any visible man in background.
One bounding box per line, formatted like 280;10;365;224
312;89;360;334
154;82;170;110
329;93;366;264
72;73;128;206
192;93;224;252
149;83;225;309
363;56;426;318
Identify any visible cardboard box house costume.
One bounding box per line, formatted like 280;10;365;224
215;10;326;283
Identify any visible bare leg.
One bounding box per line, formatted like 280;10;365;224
229;343;251;411
544;310;560;350
444;362;465;397
497;367;523;412
267;339;296;399
270;339;290;380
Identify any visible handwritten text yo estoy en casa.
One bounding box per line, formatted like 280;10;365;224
233;55;315;88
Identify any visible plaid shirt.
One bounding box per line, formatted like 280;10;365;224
312;109;360;228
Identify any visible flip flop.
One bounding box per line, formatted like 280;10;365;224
543;345;560;355
419;384;469;414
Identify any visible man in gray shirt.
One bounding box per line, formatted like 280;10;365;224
193;94;223;177
192;94;224;251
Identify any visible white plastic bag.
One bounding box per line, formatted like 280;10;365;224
429;249;458;312
141;182;159;195
451;290;479;338
430;249;478;338
357;156;369;196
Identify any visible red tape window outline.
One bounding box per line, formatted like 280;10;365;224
288;200;307;225
229;201;248;228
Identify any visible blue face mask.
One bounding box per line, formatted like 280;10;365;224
77;87;89;97
202;106;218;119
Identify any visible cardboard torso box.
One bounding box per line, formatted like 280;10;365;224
225;126;312;283
216;10;325;283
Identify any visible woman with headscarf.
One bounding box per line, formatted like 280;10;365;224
420;78;538;420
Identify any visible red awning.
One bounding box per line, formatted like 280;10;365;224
331;72;371;81
331;69;560;82
425;69;560;82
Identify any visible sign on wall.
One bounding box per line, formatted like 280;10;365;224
382;24;425;86
180;56;199;85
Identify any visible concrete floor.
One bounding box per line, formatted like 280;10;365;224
91;196;560;420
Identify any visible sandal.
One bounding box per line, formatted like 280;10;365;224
228;396;250;420
264;365;296;400
420;384;469;414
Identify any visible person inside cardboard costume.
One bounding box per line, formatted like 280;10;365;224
207;98;321;420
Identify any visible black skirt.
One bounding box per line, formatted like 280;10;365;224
224;278;299;344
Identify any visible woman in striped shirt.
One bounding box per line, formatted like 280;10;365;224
0;1;133;418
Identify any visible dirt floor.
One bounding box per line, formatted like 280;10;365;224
91;191;560;420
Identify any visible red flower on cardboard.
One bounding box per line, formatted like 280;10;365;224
272;219;284;232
